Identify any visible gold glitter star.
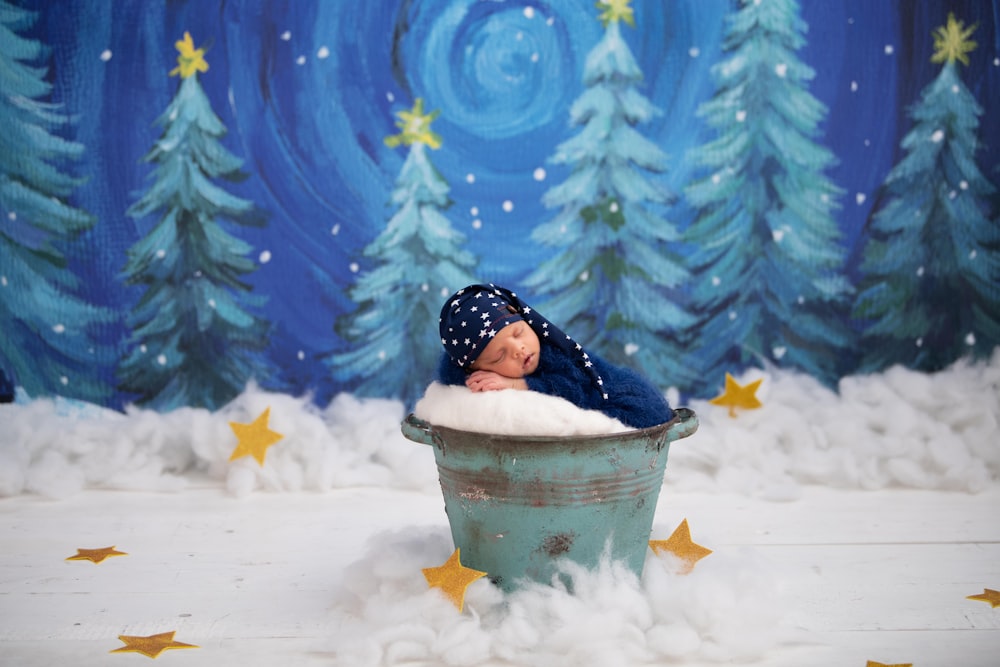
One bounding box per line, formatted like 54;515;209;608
931;13;977;66
709;372;763;418
422;548;487;612
110;631;199;658
649;519;713;574
967;588;1000;608
65;546;128;564
169;32;209;79
384;98;443;149
596;0;635;27
866;661;912;667
229;407;284;466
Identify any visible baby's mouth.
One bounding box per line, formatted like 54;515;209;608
523;354;534;370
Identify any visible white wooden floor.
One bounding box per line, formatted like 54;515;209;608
1;484;998;666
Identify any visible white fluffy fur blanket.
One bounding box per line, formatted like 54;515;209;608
413;382;631;436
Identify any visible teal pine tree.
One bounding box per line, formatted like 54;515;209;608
0;0;113;403
854;14;999;371
683;0;851;393
331;99;476;405
119;33;270;411
524;0;694;387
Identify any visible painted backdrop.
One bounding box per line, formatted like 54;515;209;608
1;0;998;411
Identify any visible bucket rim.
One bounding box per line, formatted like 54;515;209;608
402;407;696;446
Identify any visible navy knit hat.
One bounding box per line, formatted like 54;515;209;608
439;283;607;400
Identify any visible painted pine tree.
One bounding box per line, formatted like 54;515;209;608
331;99;476;405
523;0;694;388
0;0;113;403
119;33;270;411
854;14;998;372
683;0;851;393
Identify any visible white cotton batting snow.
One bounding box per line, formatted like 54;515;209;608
326;526;791;666
414;381;631;435
0;350;997;500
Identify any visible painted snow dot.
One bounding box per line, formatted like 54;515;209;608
930;129;944;143
689;47;700;58
297;350;305;361
377;350;386;360
609;201;619;213
864;139;871;146
850;81;858;92
156;249;166;259
728;311;737;321
296;55;306;65
856;193;866;205
60;376;69;386
502;200;514;212
208;299;216;308
995;57;1000;66
259;250;272;263
420;283;429;292
7;211;14;220
531;52;539;63
951;84;959;94
578;270;590;282
547;16;554;25
624;343;639;356
915;337;923;347
466;173;476;184
775;63;788;77
735;109;747;122
157;354;167;366
0;276;6;286
798;295;805;304
472;219;482;229
884;44;894;55
140;345;147;353
969;249;977;260
772;229;785;242
280;31;291;41
53;324;65;334
772;346;787;359
711;276;721;286
533;167;546;181
317;46;330;59
820;194;830;203
523;6;535;18
100;50;112;62
966;333;976;346
949;190;957;199
440;287;449;297
916;266;925;276
386;91;395;102
712;173;721;184
959;180;969;190
331;224;340;235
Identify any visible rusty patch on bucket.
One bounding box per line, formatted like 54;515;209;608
540;532;576;557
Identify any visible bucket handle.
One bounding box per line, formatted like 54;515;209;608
401;414;446;452
667;407;699;443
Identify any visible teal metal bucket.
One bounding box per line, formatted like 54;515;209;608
401;408;698;591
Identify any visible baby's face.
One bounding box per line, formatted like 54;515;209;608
471;320;541;378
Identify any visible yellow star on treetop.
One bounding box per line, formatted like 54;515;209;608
65;546;128;564
709;372;763;418
596;0;635;28
422;548;487;612
384;98;443;149
967;587;1000;608
931;12;977;66
111;631;199;658
170;31;209;79
229;407;284;466
649;518;713;574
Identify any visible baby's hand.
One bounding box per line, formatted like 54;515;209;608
466;370;527;392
